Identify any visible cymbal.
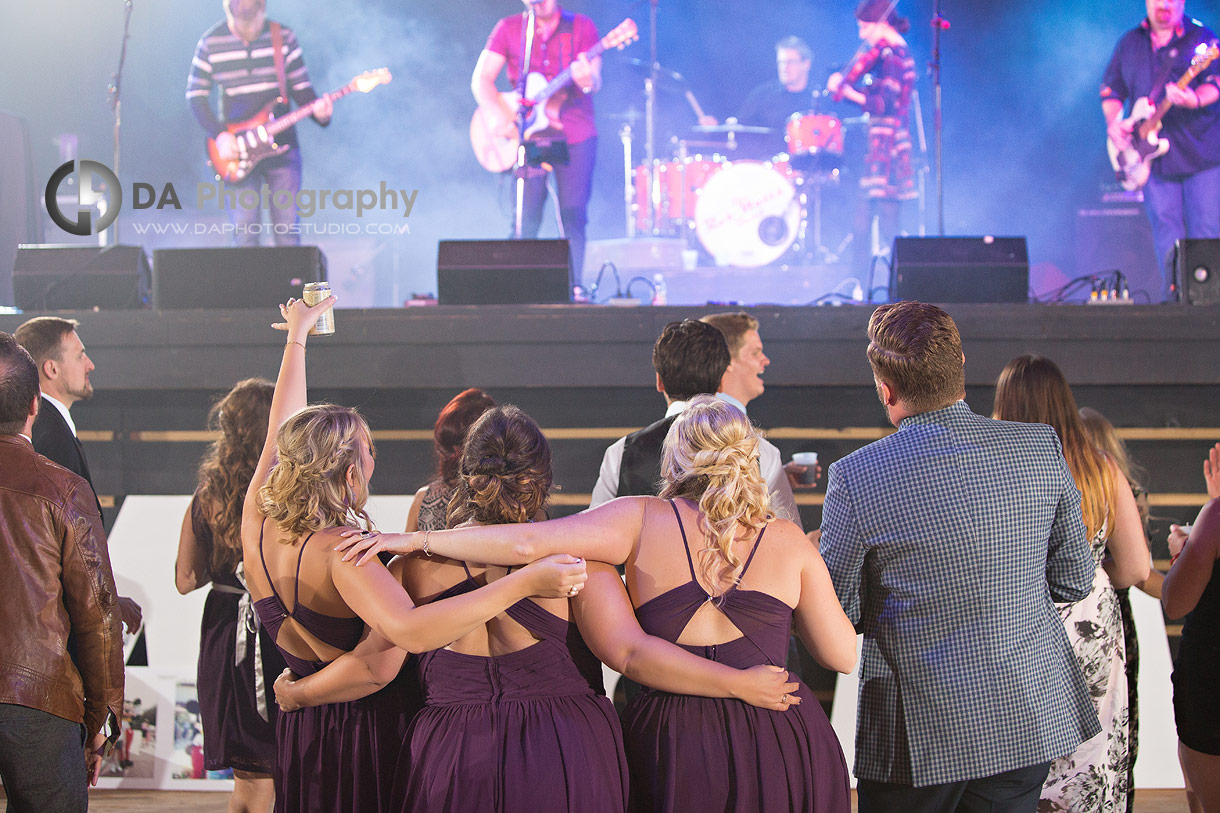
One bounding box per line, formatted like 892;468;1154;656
692;122;774;134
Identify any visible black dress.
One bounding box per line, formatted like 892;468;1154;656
191;495;286;774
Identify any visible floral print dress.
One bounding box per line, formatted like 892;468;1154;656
1040;519;1129;812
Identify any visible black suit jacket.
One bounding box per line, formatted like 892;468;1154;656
32;395;101;514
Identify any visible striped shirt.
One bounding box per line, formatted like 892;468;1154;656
186;19;319;148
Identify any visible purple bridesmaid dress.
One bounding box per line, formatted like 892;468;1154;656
621;501;851;813
394;564;629;812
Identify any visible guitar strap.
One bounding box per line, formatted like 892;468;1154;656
270;22;288;105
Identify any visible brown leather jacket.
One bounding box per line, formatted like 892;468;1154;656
0;434;124;742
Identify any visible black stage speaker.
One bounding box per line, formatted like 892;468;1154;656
437;239;570;305
1174;239;1220;305
1076;206;1160;302
13;244;149;310
152;246;326;309
891;236;1029;303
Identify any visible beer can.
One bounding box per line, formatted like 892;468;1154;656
302;281;335;336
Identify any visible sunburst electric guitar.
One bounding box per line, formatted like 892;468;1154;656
207;68;392;183
1107;42;1219;191
470;19;638;173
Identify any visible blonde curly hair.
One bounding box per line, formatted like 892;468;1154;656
258;404;374;540
659;396;774;592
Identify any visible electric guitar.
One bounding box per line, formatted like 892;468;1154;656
207;68;392;183
1107;41;1219;191
470;19;638;172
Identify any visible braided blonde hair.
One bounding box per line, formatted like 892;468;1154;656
659;397;774;592
258;404;374;540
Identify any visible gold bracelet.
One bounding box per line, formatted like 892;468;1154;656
421;529;432;557
286;340;306;351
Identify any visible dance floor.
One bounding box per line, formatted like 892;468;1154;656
0;788;1189;811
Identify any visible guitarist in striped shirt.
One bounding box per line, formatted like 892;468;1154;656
186;0;333;246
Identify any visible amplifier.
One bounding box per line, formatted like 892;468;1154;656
891;236;1029;303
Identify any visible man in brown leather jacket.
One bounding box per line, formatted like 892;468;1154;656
0;331;124;812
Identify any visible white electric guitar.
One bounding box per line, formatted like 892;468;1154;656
470;19;638;172
1107;41;1219;191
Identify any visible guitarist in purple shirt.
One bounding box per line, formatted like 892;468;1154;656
1102;0;1220;302
472;0;602;293
186;0;333;246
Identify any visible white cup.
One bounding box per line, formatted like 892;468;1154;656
791;452;819;484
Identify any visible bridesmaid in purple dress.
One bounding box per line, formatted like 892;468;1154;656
343;397;857;812
240;297;588;813
176;378;284;812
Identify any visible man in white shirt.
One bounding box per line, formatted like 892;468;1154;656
589;318;801;526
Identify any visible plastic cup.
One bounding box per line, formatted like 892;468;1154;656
791;452;819;484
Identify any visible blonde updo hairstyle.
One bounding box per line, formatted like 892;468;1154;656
660;397;773;591
258;404;374;540
448;405;552;527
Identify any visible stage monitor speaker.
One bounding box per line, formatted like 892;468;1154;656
152;246;326;309
437;239;570;305
891;236;1029;303
13;244;150;310
1076;206;1159;302
1174;239;1220;305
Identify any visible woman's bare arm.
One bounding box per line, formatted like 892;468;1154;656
175;503;209;594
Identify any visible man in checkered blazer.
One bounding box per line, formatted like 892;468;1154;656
820;302;1100;812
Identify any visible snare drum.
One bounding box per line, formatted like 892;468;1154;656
694;161;800;268
786;113;844;155
633;157;723;232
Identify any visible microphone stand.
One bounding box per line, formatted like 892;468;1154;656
105;0;134;246
514;6;537;239
930;0;948;236
644;0;658;233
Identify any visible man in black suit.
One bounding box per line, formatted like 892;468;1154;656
15;316;142;641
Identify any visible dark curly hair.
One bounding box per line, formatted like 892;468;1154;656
448;405;551;527
196;378;274;573
433;388;497;486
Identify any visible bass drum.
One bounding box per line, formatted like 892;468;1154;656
693;160;800;268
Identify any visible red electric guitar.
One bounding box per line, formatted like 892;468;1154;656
206;68;392;183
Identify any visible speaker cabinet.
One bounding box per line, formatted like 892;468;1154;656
891;236;1029;303
437;239;571;305
1174;239;1220;305
1076;207;1160;302
13;243;150;310
152;246;326;309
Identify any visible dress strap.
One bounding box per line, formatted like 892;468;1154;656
257;521;286;607
668;499;699;582
460;559;476;581
292;531;317;612
737;523;770;582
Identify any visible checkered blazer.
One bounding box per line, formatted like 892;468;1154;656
820;401;1101;787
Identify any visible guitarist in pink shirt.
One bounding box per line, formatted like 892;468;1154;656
1102;0;1220;302
472;0;602;294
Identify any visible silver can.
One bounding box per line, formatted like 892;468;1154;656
302;281;334;336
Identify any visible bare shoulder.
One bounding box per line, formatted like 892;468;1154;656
761;518;818;557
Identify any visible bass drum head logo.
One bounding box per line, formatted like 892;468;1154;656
45;160;122;236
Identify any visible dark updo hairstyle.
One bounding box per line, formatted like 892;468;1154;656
448;405;552;527
856;0;910;33
433;388;497;487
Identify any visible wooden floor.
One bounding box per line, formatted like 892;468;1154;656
44;788;1187;811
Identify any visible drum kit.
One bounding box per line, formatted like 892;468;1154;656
623;112;866;268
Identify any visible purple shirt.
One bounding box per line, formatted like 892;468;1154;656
486;8;599;144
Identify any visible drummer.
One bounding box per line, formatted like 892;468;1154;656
705;36;817;159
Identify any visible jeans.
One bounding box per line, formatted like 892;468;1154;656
1143;162;1220;302
227;149;303;247
858;761;1051;813
515;137;597;291
0;703;87;813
